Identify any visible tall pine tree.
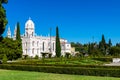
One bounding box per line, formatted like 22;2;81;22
16;22;22;58
108;39;112;47
0;0;8;40
16;22;21;41
99;34;107;55
55;26;61;57
101;34;106;46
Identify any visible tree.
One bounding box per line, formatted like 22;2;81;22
71;42;76;47
101;34;106;44
55;26;61;57
88;43;94;56
16;22;22;58
116;43;120;47
34;55;39;59
99;34;107;55
100;34;106;48
108;39;112;48
16;22;21;41
71;42;83;52
0;0;8;39
109;47;120;57
0;38;22;60
2;54;7;63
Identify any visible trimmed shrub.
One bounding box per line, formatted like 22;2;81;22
6;61;120;69
34;55;39;59
2;54;8;63
0;64;120;77
92;57;112;62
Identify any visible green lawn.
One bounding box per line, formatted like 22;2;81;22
0;69;120;80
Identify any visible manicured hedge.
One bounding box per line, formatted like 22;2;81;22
0;64;120;77
92;57;112;62
7;62;120;69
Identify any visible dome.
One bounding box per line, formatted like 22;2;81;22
25;17;35;29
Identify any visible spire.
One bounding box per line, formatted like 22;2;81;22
7;26;11;38
13;25;17;40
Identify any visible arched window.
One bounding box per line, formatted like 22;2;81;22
43;42;45;51
32;48;34;54
37;41;39;47
37;48;39;54
32;32;33;36
26;32;28;37
32;41;35;46
53;43;54;51
26;49;27;54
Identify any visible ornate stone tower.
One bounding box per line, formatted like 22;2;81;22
13;25;17;40
25;17;35;37
7;26;11;38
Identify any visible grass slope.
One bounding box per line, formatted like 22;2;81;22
0;69;120;80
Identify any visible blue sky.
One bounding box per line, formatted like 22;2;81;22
3;0;120;45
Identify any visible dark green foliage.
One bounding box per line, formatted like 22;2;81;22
109;46;120;57
4;61;113;68
71;42;88;55
0;0;8;38
0;1;22;61
88;43;94;55
34;55;39;59
71;42;82;52
99;34;108;55
55;26;61;57
116;43;120;47
108;39;112;48
71;35;114;57
101;35;106;45
15;22;22;59
16;22;21;41
92;57;112;62
87;43;101;57
71;42;76;47
0;38;22;60
2;54;7;63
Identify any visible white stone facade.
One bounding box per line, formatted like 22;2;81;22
7;26;11;38
7;18;71;58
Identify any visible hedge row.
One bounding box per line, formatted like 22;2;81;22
0;64;120;77
92;57;112;62
7;62;120;69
